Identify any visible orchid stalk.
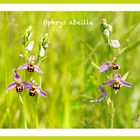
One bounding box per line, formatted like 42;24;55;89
90;19;132;128
6;26;49;127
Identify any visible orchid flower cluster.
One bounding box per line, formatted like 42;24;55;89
7;26;49;97
91;19;132;102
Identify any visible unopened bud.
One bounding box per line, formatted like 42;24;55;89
19;54;23;59
103;29;110;37
107;24;112;33
43;33;49;43
102;19;107;24
39;46;45;57
110;40;120;48
26;40;34;51
26;25;32;34
44;42;50;49
28;32;33;41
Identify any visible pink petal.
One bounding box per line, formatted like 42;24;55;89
18;64;28;70
13;69;20;81
110;40;120;48
102;80;115;86
31;80;38;86
99;62;110;72
90;85;107;102
99;85;107;96
28;55;35;62
36;88;47;96
7;82;16;90
114;74;121;79
34;65;43;73
22;81;32;90
120;80;132;88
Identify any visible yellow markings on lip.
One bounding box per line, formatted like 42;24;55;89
16;79;21;84
115;79;120;83
32;85;36;89
30;61;35;65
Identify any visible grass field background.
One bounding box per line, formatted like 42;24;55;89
0;11;140;128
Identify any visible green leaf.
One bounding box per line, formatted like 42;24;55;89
125;41;140;53
114;90;119;95
122;71;129;80
117;46;127;56
81;40;94;52
91;62;99;70
18;94;23;105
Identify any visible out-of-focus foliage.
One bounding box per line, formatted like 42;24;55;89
0;12;140;128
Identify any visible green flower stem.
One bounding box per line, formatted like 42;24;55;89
106;96;115;128
110;88;115;128
18;94;27;128
19;48;29;128
110;100;115;128
104;31;115;128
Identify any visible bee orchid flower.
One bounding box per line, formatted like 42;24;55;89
7;70;31;92
26;80;47;97
17;55;43;73
99;61;120;72
102;74;132;90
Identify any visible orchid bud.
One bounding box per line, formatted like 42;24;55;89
102;19;107;24
110;40;120;48
28;32;33;41
100;19;112;34
44;42;50;49
22;26;33;47
19;54;24;59
103;29;110;37
39;46;45;57
107;24;112;33
100;19;108;32
43;33;48;41
26;40;34;51
26;25;32;34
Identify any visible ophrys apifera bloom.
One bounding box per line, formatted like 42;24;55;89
18;55;43;73
102;74;132;90
7;70;30;93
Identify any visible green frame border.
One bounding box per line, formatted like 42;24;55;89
0;136;140;140
0;0;140;4
0;2;140;139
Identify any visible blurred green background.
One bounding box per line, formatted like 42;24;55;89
0;12;140;128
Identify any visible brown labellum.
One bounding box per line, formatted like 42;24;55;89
111;63;119;70
29;88;36;96
27;64;34;72
113;81;120;90
16;84;23;92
